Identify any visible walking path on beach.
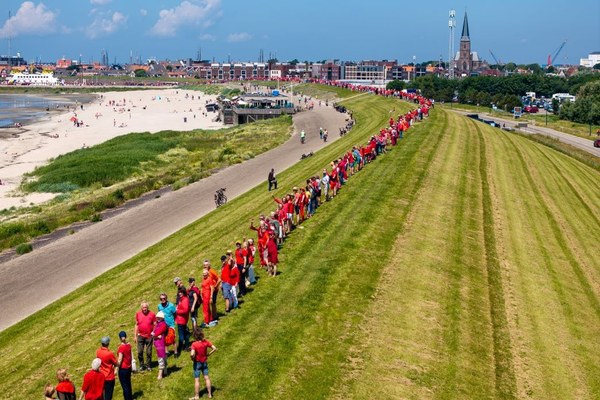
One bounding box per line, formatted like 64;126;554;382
0;103;349;331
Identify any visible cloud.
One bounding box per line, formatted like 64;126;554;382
227;32;251;43
0;1;57;38
90;0;111;4
150;0;221;37
200;33;216;41
86;11;127;39
140;9;148;17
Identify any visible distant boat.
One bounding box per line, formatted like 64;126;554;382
5;70;60;86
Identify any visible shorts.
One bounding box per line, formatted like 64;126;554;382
193;361;209;378
286;213;293;221
221;282;232;300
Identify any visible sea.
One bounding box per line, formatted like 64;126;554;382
0;93;95;128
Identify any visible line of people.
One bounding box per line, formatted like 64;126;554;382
43;84;432;400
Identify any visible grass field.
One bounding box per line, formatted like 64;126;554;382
440;103;600;139
0;86;598;399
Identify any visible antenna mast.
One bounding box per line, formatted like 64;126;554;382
448;10;456;79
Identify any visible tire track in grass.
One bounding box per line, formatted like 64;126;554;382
473;121;518;399
501;132;600;398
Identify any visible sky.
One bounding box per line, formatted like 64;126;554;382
0;0;598;66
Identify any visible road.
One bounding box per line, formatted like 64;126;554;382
454;109;600;157
0;104;349;331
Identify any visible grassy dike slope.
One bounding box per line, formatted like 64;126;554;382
1;86;598;399
0;90;420;399
333;110;600;399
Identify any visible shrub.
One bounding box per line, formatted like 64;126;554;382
90;213;102;222
15;243;33;255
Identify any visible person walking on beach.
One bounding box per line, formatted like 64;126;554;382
96;336;117;400
268;168;277;191
190;328;217;400
116;331;133;400
80;358;104;400
134;302;156;372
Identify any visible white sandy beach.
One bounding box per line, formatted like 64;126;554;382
0;88;223;210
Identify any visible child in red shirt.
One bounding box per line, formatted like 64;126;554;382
190;328;217;400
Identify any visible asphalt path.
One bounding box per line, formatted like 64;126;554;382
0;104;350;331
454;109;600;157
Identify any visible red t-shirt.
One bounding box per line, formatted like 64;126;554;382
235;248;245;265
55;381;75;395
96;347;117;381
220;262;230;283
229;263;240;285
191;339;213;363
117;343;132;369
81;370;104;400
135;310;156;338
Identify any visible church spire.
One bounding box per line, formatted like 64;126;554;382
460;12;470;40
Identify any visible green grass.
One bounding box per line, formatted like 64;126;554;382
0;86;598;399
440;103;600;139
0;116;292;251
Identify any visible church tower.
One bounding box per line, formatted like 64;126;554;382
458;12;472;73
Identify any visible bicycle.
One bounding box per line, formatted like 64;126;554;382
214;188;227;207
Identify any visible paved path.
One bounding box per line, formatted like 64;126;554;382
0;105;349;331
454;110;600;157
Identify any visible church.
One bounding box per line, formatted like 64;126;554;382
454;12;487;76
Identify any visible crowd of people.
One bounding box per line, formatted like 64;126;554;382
43;83;433;400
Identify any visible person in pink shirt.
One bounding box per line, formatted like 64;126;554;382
152;311;169;380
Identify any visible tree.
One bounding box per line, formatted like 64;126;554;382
289;59;299;65
134;69;148;78
386;79;405;91
594;63;600;70
546;65;556;73
551;98;560;114
504;62;517;72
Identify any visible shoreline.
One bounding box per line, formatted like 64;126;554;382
0;88;222;210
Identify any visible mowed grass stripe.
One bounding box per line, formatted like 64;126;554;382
486;128;600;398
501;134;600;398
473;120;518;399
332;110;502;399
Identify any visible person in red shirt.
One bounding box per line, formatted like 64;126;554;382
190;328;217;400
116;331;133;400
219;255;232;313
227;251;240;309
175;286;190;356
266;232;279;277
80;358;104;400
55;368;76;400
201;269;214;325
234;241;247;296
203;259;221;320
96;336;117;400
134;302;156;372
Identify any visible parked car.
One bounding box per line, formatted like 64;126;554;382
594;138;600;148
524;105;539;113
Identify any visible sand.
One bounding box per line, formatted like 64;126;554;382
0;89;223;210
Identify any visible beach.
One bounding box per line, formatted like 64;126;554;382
0;89;222;210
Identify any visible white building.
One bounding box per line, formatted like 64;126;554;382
580;51;600;68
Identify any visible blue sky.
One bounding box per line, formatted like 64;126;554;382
0;0;598;65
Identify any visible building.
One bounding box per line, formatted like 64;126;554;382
580;51;600;68
453;12;487;76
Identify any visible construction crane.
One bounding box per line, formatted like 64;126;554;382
547;40;567;66
489;49;503;66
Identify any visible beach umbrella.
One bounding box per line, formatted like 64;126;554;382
70;116;78;122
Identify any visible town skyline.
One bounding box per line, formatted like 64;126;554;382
0;0;598;66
